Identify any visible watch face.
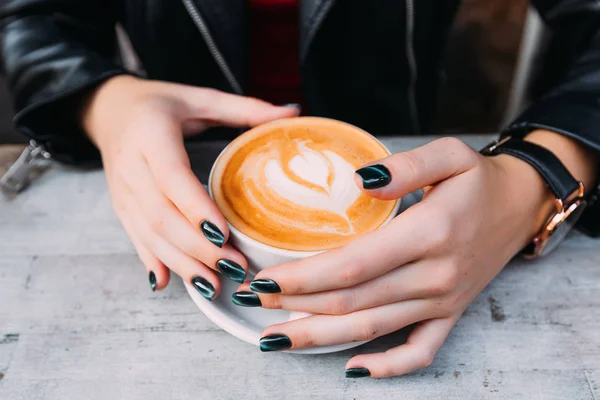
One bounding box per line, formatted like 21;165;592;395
540;200;587;256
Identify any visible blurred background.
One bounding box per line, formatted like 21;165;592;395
0;0;537;144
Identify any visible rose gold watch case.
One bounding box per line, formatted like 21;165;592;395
525;194;586;259
481;137;588;259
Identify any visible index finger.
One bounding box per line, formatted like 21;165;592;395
140;115;230;241
355;137;479;200
181;87;300;127
250;205;436;295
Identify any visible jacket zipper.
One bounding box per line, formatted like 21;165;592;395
181;0;243;95
405;0;421;134
0;140;51;193
181;0;419;133
301;0;337;64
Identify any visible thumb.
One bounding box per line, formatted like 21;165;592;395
354;137;479;200
181;87;300;128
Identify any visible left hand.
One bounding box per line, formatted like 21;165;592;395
235;137;557;378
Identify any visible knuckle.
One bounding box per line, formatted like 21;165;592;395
297;330;316;348
443;268;461;294
191;88;220;116
286;279;306;294
325;290;355;315
432;297;458;317
428;264;461;296
339;259;367;287
340;268;360;287
443;294;462;314
427;216;454;250
418;348;436;369
379;365;395;378
264;295;283;310
354;318;383;342
398;151;425;183
195;87;219;102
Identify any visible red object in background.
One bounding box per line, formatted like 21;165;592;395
248;0;304;109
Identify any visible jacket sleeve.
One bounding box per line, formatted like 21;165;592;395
507;0;600;236
0;0;129;164
507;0;600;153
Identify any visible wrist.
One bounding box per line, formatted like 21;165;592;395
80;75;145;149
490;154;556;246
488;129;598;250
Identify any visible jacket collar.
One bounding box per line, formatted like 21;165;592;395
185;0;335;88
299;0;336;62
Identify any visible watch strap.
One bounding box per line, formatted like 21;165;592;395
484;139;581;204
577;184;600;237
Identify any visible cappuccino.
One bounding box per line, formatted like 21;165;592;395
211;117;397;251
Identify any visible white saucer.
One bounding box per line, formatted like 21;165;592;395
184;277;368;354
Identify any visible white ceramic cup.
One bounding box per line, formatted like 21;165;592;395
208;118;402;275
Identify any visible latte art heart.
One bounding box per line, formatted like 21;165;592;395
263;142;362;233
211;118;397;252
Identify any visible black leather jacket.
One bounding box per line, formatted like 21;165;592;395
1;0;600;160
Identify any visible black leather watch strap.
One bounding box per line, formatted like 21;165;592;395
482;138;581;204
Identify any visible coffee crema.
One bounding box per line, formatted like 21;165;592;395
211;118;397;251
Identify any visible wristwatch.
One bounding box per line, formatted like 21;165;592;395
481;136;587;258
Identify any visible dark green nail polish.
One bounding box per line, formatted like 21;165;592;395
148;271;157;292
200;220;225;248
250;279;281;294
191;276;215;301
345;368;371;378
281;103;301;111
217;259;247;283
259;334;292;352
232;291;262;307
355;164;391;189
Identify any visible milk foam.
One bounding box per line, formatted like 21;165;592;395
212;117;397;251
263;140;361;232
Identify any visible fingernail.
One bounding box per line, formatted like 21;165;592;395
148;271;157;292
281;103;301;111
345;368;371;378
250;279;281;294
217;259;246;283
232;291;262;307
191;276;216;301
259;334;292;352
200;220;225;248
355;164;391;189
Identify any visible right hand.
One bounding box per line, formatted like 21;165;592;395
82;75;299;297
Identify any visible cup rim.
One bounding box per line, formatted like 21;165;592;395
208;116;401;257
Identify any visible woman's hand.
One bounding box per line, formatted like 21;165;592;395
234;133;596;378
83;75;299;298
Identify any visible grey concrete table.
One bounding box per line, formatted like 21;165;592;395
1;135;599;400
